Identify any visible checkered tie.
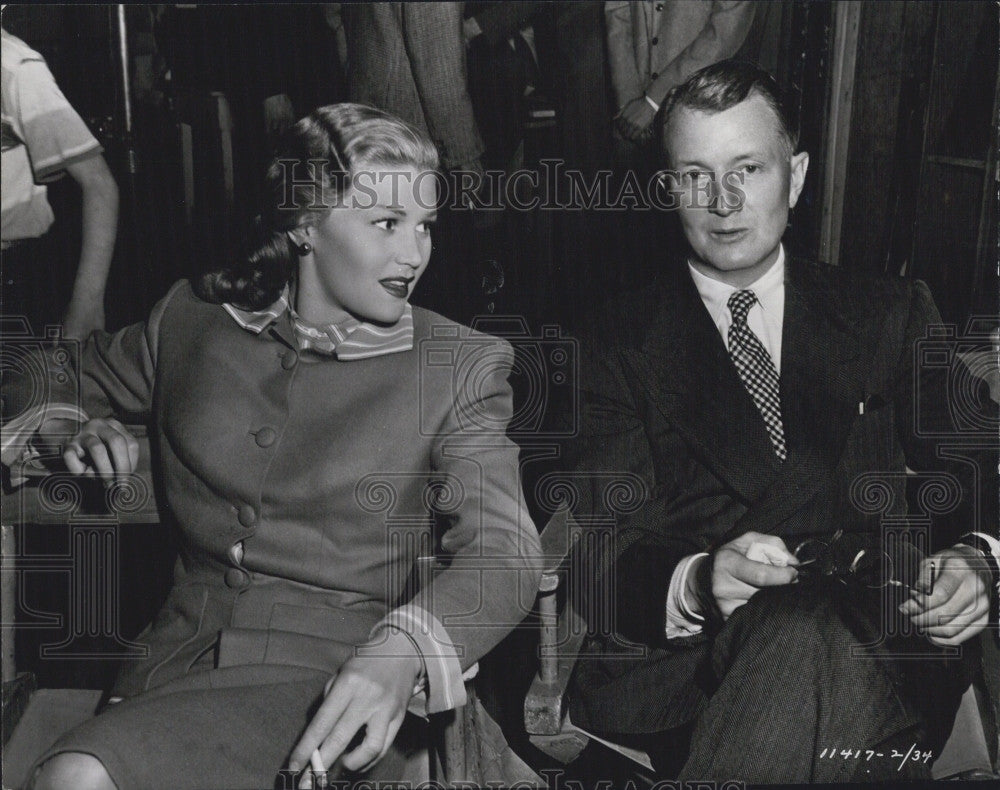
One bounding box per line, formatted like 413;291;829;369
727;290;787;460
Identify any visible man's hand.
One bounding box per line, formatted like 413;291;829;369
59;417;139;486
614;97;657;142
899;545;992;646
288;647;422;787
689;531;799;620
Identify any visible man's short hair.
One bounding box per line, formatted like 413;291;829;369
662;60;800;158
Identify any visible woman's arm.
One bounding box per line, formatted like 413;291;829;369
288;335;542;779
14;282;182;480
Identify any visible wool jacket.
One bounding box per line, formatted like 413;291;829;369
49;280;541;707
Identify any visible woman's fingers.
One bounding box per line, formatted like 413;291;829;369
339;714;390;772
61;419;140;483
317;705;367;770
62;440;90;475
104;419;139;478
288;680;352;772
79;433;113;477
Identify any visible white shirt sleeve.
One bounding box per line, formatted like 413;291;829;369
665;552;709;638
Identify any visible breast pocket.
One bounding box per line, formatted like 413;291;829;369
844;396;900;473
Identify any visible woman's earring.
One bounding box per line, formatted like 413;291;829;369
294;241;313;257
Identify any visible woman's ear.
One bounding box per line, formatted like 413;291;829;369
286;226;313;247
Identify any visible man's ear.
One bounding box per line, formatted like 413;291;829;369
788;151;809;208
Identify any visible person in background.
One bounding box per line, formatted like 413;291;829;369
1;26;119;340
342;2;484;179
341;2;487;324
606;0;755;144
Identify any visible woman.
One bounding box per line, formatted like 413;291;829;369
28;104;541;790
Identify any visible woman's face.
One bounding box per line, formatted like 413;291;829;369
294;164;438;325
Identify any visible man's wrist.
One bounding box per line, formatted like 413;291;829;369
959;534;1000;589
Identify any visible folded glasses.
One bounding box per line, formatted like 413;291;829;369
792;529;932;594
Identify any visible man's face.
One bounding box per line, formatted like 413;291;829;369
666;93;809;287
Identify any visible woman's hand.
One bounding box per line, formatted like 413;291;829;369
288;644;423;787
57;417;139;485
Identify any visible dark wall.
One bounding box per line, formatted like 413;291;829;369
838;0;998;325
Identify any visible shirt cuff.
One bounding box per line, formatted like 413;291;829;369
969;532;1000;562
962;533;1000;594
665;552;709;639
365;604;466;714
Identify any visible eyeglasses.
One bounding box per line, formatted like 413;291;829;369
792;530;932;594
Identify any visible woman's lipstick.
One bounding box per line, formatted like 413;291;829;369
379;277;413;298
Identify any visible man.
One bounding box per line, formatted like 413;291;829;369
566;60;999;782
341;2;484;177
605;0;755;143
1;26;119;340
340;2;487;324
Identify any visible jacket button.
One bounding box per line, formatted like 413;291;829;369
227;541;245;566
651;71;659;80
255;427;277;448
224;567;250;589
238;504;257;528
281;350;298;370
651;36;658;45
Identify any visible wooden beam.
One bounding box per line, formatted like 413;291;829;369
820;1;862;266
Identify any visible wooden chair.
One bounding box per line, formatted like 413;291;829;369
522;509;998;780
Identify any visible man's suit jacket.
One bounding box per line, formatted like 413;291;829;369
342;2;484;171
567;258;997;735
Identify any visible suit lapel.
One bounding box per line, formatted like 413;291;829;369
626;259;871;540
626;272;782;504
733;259;866;536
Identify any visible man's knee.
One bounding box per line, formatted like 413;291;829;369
29;752;116;790
713;583;855;673
734;583;839;636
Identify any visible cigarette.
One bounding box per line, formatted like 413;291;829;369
306;749;329;790
928;561;936;596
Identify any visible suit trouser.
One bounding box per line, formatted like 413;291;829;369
674;582;974;783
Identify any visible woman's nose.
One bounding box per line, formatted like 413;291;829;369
395;231;424;267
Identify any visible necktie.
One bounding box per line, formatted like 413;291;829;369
727;290;787;460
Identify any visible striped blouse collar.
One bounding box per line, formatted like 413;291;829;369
223;286;414;360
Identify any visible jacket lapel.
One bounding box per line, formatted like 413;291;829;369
733;259;866;536
625;272;782;504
